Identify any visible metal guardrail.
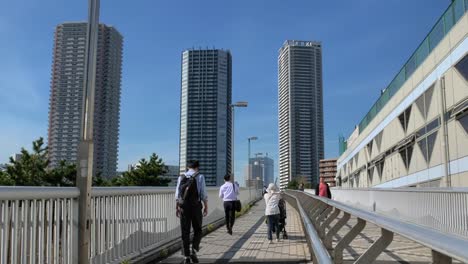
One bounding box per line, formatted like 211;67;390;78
0;186;262;264
328;187;468;238
0;187;80;264
286;190;468;264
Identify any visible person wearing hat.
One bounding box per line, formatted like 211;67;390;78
264;183;281;243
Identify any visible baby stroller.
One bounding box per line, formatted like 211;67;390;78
278;198;288;239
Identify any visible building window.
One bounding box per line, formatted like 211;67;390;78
398;105;412;132
417;130;438;163
399;145;414;170
455;54;468;81
415;84;434;120
458;114;468;134
367;140;373;158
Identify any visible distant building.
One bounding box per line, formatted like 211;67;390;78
165;165;180;186
11;153;23;162
0;164;7;172
48;22;123;179
179;49;232;186
319;158;337;187
249;155;274;185
278;40;324;189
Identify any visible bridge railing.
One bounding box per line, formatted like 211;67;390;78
0;186;262;264
285;190;468;264
0;187;80;264
325;188;468;238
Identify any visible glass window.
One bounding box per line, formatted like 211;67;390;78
458;114;468;134
416;39;430;66
455;55;468;81
418;138;428;163
406;54;418;77
427;131;438;162
426;117;440;133
399;145;414;170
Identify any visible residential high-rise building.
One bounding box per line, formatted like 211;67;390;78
249;155;274;186
48;22;123;178
278;40;324;189
179;49;232;186
319;158;337;187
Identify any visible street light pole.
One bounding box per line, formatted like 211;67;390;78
76;0;100;263
230;101;248;184
247;136;258;201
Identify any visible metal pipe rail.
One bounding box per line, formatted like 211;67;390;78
286;190;468;264
284;193;332;263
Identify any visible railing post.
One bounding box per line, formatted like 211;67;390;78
333;217;366;264
355;228;393;263
319;207;340;239
324;211;349;250
317;206;333;238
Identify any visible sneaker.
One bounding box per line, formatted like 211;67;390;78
190;250;199;263
228;229;233;235
268;240;273;244
276;238;280;242
182;257;192;264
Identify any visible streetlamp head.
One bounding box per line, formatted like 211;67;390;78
232;101;248;107
248;136;258;141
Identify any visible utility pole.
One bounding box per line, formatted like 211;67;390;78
77;0;100;263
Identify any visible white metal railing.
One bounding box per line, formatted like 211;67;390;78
0;187;79;264
0;186;261;264
323;188;468;238
287;190;468;264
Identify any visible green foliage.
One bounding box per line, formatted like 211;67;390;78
207;223;215;232
113;153;171;186
43;160;77;186
120;260;130;264
6;138;49;186
159;248;169;258
0;170;14;186
287;179;299;190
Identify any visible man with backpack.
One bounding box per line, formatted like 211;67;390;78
175;160;208;264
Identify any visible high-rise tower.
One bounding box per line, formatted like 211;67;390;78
179;49;232;186
278;40;324;189
48;22;123;178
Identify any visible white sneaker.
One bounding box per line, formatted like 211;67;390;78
268;240;273;244
276;238;280;242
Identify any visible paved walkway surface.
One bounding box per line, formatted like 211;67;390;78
160;201;312;264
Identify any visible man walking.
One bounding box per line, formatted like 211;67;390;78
219;173;239;235
176;160;208;264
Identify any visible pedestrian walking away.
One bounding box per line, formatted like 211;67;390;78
175;160;208;264
219;173;239;235
264;183;281;243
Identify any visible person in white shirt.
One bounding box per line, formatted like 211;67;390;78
264;183;281;243
219;174;239;235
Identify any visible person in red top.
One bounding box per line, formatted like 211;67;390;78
315;177;332;199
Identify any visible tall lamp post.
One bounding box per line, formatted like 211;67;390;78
247;136;258;200
77;0;99;263
230;101;248;183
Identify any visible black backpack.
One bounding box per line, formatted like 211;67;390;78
178;172;199;206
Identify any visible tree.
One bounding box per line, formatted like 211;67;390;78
0;170;14;186
6;138;49;186
43;160;77;186
287;179;299;190
114;153;171;186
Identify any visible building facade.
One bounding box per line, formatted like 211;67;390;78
337;1;468;188
165;165;180;186
319;158;337;187
278;40;324;189
48;22;123;178
249;155;274;186
179;49;232;186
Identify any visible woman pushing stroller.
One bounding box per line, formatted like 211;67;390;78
264;183;284;243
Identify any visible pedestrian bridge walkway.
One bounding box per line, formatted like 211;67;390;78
160;201;311;263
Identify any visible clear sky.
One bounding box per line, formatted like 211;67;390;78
0;0;449;181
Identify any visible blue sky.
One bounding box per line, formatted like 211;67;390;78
0;0;449;181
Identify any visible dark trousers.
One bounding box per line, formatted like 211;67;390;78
267;214;280;240
180;203;203;257
223;201;236;230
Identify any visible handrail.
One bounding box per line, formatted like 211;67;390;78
0;186;80;200
295;190;468;263
287;193;333;263
329;187;468;193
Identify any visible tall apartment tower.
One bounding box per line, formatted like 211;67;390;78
250;155;275;186
48;22;123;178
278;40;324;189
179;49;232;186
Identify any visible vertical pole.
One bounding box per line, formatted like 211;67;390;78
248;138;251;201
77;0;100;263
439;77;451;187
231;105;235;183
